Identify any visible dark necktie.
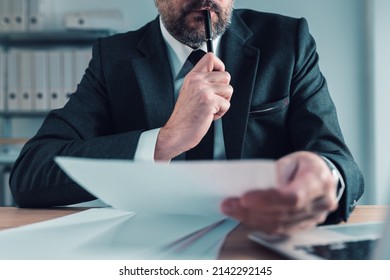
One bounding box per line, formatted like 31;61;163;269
185;49;214;160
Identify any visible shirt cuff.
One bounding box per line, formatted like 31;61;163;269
321;156;346;201
133;128;161;162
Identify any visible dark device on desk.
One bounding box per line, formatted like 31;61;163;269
249;206;390;260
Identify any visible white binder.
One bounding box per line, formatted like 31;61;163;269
27;0;50;31
0;49;5;111
0;0;3;32
10;0;28;32
0;1;2;32
62;50;74;106
19;50;33;111
0;0;11;32
48;50;62;110
6;50;20;111
31;50;49;111
64;10;124;31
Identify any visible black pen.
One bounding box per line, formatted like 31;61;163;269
203;10;214;53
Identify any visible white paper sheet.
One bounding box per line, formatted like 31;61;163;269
0;208;225;260
55;157;276;217
149;219;240;260
0;159;275;260
0;208;134;259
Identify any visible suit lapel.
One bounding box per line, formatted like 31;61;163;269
131;18;175;129
221;13;260;159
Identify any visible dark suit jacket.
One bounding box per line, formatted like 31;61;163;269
10;9;364;223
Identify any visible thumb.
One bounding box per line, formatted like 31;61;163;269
276;155;299;187
191;52;225;73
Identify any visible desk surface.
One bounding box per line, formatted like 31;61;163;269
0;206;387;260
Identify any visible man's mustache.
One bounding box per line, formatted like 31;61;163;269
181;0;222;16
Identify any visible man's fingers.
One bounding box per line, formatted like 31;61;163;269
201;71;231;85
192;52;225;72
276;152;338;208
212;84;233;101
240;189;301;210
213;98;231;120
221;197;330;234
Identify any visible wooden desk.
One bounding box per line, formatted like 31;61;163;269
0;206;387;259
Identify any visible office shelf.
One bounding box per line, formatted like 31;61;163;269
0;30;112;160
0;30;106;134
0;30;112;47
0;111;49;118
1;29;114;207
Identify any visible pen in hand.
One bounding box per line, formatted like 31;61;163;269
203;10;214;53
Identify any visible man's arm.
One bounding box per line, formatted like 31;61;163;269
221;17;364;232
286;18;364;223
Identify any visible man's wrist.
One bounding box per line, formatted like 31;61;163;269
321;156;345;201
155;126;184;161
133;128;161;162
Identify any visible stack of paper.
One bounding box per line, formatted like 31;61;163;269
0;158;276;259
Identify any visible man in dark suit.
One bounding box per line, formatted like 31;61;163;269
10;0;364;235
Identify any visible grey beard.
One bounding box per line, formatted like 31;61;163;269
159;0;235;48
173;15;232;48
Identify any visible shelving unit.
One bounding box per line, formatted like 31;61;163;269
0;137;30;164
0;30;111;46
0;112;47;164
0;30;110;137
0;29;112;205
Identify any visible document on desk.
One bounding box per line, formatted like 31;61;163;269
0;158;274;260
55;157;276;217
0;208;238;260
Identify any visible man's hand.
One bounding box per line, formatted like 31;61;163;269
221;151;339;235
155;53;233;161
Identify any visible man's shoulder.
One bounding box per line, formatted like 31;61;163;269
233;9;302;32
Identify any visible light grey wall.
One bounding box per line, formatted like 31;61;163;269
14;0;379;203
373;0;390;204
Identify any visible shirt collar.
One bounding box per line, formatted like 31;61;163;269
159;17;221;79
